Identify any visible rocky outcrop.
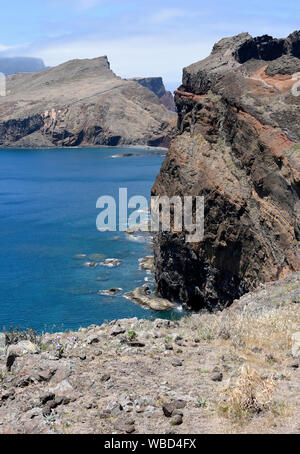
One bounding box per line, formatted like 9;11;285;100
131;77;176;112
125;285;176;311
1;270;300;434
0;57;176;148
0;57;46;75
152;31;300;310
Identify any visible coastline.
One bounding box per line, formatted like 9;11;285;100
0;144;169;152
1;271;300;434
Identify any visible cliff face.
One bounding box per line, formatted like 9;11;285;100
152;31;300;310
131;77;176;112
0;57;176;148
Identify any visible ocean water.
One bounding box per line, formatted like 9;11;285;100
0;147;182;333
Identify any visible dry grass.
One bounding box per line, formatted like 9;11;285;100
182;301;300;428
186;303;300;363
218;364;276;423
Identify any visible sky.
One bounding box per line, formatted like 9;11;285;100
0;0;299;91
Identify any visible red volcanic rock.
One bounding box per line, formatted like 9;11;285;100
152;31;300;310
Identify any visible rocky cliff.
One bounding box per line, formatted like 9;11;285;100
131;77;176;112
0;57;176;148
152;31;300;310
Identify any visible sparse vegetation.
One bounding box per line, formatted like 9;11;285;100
2;326;40;346
127;331;137;340
218;365;275;423
1;274;300;434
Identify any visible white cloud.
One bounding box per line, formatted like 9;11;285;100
21;34;214;87
150;8;186;23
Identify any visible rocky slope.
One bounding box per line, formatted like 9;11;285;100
131;77;176;112
152;31;300;310
0;57;46;75
1;271;300;434
0;57;176;148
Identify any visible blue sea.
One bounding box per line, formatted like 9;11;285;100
0;147;182;333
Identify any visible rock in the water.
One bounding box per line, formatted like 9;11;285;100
125;285;176;311
98;288;123;296
100;258;122;268
139;256;155;273
85;262;98;268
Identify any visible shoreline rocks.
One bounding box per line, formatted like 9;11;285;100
0;271;300;434
100;258;122;268
125;285;176;311
139;256;155;273
99;288;123;296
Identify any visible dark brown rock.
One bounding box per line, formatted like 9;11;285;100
211;372;223;382
171;414;183;426
163;402;175;417
152;31;300;311
131;77;176;112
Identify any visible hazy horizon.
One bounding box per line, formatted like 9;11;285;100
0;0;299;91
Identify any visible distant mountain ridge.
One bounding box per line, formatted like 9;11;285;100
0;57;46;75
131;77;176;111
0;56;176;148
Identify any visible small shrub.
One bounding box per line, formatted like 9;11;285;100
198;397;207;408
218;365;275;423
127;331;137;340
3;326;40;346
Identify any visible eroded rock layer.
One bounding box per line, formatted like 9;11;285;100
152;31;300;310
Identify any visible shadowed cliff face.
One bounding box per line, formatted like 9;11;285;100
131;77;176;112
152;31;300;311
0;57;176;148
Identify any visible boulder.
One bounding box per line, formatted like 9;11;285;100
6;341;39;370
125;285;176;311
